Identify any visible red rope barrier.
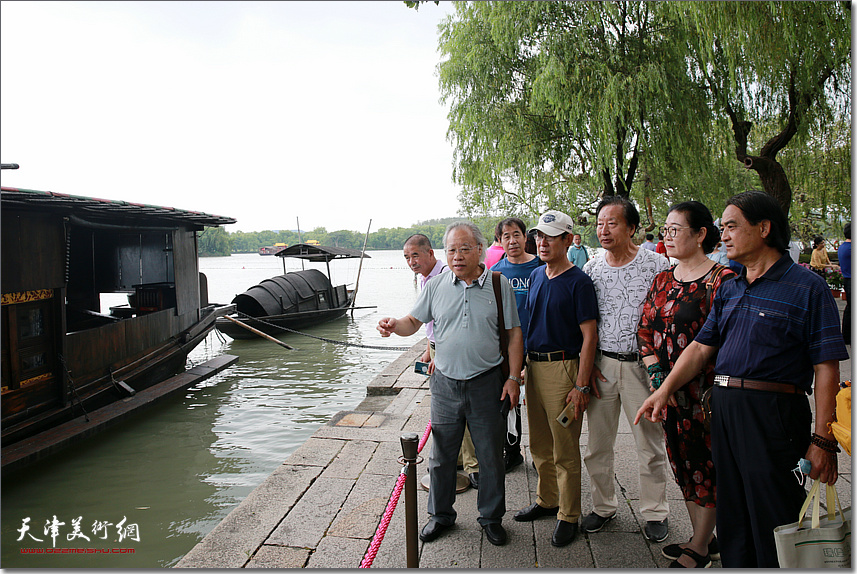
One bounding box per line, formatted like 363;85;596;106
359;420;431;569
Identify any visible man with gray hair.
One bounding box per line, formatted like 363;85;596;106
378;221;524;546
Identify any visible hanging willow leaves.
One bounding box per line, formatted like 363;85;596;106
436;1;850;226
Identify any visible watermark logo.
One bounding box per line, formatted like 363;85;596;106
16;515;140;555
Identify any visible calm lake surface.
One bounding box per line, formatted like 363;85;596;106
1;250;426;568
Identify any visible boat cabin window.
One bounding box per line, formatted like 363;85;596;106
1;298;55;393
66;227;177;332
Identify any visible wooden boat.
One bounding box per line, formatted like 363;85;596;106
1;185;238;467
258;243;286;256
216;243;372;339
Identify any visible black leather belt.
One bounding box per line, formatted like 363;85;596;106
527;350;578;362
600;350;640;362
714;375;803;395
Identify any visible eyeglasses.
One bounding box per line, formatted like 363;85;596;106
445;245;475;255
660;225;689;238
535;232;564;243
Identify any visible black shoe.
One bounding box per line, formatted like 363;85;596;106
504;451;524;472
644;518;669;542
551;519;578;547
469;472;479;490
580;511;616;533
482;522;507;546
514;502;560;522
419;520;451;542
662;537;720;561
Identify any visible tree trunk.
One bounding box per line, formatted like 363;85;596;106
743;155;792;216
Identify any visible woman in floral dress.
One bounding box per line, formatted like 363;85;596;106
637;201;735;568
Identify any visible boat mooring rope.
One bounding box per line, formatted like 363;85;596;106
229;311;414;352
359;420;432;569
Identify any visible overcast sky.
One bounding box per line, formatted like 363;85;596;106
0;1;461;233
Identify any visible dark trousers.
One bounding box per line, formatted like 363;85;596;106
711;386;811;567
843;277;851;345
427;366;506;526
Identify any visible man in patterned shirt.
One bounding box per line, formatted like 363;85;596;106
580;196;672;542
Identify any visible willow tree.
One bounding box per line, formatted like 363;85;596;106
438;1;714;222
437;1;850;221
674;1;851;216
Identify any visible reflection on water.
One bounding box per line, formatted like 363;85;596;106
1;251;423;567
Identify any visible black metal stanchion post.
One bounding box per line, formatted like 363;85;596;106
400;433;420;568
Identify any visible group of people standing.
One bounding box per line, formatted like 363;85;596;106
378;190;849;568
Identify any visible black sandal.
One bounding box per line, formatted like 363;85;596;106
668;547;711;568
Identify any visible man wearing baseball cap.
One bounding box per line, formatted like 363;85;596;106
513;210;599;548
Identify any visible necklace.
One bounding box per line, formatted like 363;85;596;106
675;257;711;282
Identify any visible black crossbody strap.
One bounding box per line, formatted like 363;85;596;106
492;272;510;378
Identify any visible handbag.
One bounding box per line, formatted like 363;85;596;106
829;381;851;456
773;479;852;568
491;271;510;379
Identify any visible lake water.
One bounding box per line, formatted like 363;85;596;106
1;250;427;568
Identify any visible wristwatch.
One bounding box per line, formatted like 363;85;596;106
507;374;523;384
575;384;591;394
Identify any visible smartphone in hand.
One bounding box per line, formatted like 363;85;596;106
556;401;577;428
500;396;511;418
414;361;430;376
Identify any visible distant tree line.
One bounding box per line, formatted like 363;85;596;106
197;215;537;257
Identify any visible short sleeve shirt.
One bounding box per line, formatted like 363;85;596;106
410;264;520;380
420;259;448;343
526;265;599;354
491;256;542;345
839;242;851;279
567;244;588;268
695;254;849;393
583;247;670;353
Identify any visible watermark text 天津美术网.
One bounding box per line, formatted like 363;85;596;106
16;515;141;552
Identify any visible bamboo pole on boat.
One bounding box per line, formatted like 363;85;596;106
351;220;372;314
224;316;295;350
296;217;305;271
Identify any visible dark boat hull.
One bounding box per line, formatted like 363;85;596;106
215;299;354;339
1;303;235;450
215;269;354;340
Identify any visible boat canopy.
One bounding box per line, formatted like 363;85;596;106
232;269;340;317
275;243;370;262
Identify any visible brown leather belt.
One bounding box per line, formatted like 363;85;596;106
528;350;578;362
713;375;804;395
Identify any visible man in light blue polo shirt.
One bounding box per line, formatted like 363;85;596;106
378;222;524;547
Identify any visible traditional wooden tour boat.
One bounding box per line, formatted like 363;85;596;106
1;184;238;470
215;243;373;339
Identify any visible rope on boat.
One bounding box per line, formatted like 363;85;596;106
229;311;414;352
359;420;432;569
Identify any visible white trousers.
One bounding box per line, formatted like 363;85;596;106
583;354;669;522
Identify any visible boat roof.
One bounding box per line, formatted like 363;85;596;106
276;243;370;262
0;186;236;227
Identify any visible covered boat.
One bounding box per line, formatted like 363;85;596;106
1;184;238;469
215;243;371;339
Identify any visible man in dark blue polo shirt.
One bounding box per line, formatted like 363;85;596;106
512;210;598;548
636;191;848;568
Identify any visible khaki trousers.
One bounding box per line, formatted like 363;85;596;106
583;355;669;521
526;359;583;523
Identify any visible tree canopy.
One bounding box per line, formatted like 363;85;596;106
436;1;851;236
